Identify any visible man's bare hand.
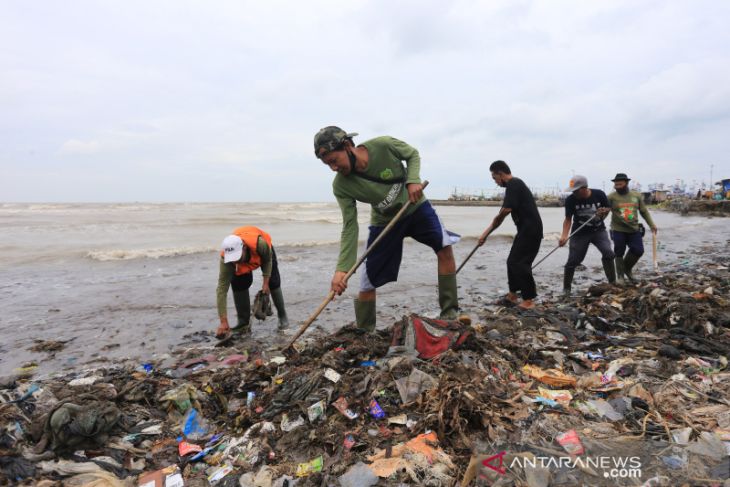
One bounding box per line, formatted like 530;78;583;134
477;236;486;246
406;183;423;203
331;271;348;295
216;316;230;338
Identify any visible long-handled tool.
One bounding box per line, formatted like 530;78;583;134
456;230;490;275
531;214;597;270
282;181;429;350
652;232;658;272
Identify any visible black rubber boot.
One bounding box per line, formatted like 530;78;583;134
270;287;289;330
563;267;575;297
232;291;251;331
438;273;459;319
623;252;640;282
602;258;616;284
354;298;376;332
614;257;626;285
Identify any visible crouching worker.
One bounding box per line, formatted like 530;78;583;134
215;226;288;338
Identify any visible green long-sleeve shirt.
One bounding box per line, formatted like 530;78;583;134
216;236;272;317
333;136;425;272
608;191;655;233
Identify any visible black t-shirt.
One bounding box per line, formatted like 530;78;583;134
565;188;608;234
503;177;543;237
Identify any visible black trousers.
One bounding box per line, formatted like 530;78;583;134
230;247;282;292
507;232;542;300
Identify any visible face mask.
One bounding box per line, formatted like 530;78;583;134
617;186;629;195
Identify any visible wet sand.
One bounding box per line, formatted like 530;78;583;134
0;210;727;378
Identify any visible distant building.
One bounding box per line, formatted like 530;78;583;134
641;190;669;204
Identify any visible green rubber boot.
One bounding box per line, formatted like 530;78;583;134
270;287;289;330
438;273;459;320
623;252;640;282
614;257;626;285
354;298;376;332
602;258;616;284
563;267;575;297
232;291;251;332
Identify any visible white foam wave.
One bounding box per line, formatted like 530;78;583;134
87;246;215;261
86;240;341;261
284;240;340;248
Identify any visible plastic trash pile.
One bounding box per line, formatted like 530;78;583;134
1;249;729;486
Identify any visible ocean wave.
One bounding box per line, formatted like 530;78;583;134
86;246;215;261
273;216;342;224
86;240;341;261
284;240;340;248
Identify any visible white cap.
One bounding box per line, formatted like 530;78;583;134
221;235;244;263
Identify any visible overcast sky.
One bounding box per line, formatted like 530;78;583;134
1;0;728;202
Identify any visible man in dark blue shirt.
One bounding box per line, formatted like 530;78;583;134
479;160;543;309
559;175;615;296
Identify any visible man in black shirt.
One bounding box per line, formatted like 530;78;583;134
559;175;615;296
478;160;543;309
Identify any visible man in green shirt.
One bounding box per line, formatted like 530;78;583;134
607;173;658;283
314;126;461;330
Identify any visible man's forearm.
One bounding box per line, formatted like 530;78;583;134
492;209;510;229
562;218;572;237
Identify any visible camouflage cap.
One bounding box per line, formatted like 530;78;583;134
313;126;358;157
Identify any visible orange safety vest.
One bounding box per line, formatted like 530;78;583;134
220;226;273;276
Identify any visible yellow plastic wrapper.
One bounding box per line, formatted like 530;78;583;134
522;364;577;388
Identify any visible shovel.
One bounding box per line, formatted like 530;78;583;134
282;181;429;351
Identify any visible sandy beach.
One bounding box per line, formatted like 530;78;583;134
0;203;726;378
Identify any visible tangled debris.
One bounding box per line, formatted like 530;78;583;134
28;340;69;354
1;252;729;486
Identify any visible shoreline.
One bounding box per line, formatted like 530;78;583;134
0;209;722;379
659;199;730;217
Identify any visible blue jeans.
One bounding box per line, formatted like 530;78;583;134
610;230;644;258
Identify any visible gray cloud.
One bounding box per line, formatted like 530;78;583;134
1;0;728;201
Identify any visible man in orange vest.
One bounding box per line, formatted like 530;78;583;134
215;226;288;338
